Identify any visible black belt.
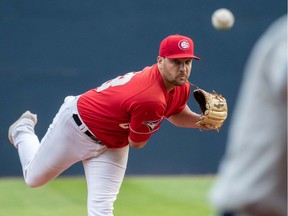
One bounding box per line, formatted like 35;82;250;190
72;114;102;144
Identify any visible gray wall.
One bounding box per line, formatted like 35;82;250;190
0;0;286;176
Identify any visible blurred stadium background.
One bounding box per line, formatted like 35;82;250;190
0;0;286;177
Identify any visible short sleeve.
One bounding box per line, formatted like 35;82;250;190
128;101;165;142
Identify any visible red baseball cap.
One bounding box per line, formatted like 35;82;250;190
159;34;200;60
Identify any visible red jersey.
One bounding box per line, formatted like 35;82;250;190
77;64;190;148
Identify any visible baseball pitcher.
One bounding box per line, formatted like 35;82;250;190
8;34;227;216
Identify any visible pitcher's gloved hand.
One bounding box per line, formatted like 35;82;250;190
193;88;228;131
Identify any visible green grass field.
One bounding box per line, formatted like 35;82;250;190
0;176;216;216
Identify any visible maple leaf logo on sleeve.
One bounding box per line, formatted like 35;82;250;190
142;119;162;131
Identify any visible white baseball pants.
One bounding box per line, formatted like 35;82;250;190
11;96;129;216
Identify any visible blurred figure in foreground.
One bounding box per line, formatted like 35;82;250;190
210;15;287;216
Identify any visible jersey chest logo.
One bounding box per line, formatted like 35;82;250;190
119;123;130;129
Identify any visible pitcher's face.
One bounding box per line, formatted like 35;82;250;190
158;57;192;90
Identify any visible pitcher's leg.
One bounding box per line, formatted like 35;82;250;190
9;96;102;188
9;108;74;187
83;145;129;216
9;112;40;184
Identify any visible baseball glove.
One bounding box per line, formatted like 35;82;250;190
193;88;228;131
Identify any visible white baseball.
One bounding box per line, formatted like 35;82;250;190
212;8;235;30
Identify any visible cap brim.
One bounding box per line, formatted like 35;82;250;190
165;54;200;60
